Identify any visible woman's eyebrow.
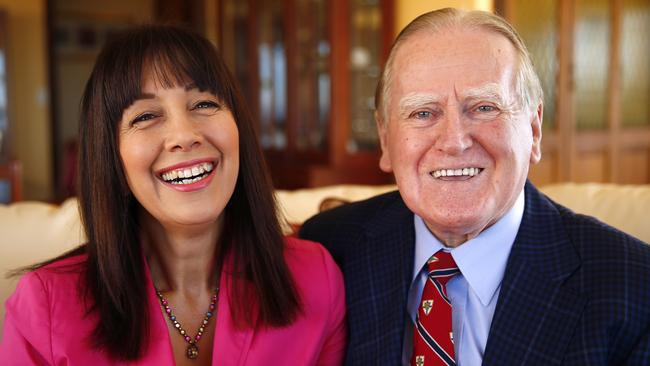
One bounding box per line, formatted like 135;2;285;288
133;92;156;101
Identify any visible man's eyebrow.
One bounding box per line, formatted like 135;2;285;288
462;83;507;104
398;93;442;112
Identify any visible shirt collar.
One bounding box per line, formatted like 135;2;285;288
413;188;525;306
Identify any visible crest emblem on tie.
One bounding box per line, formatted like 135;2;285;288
415;355;425;366
450;332;454;344
427;255;439;264
422;299;433;315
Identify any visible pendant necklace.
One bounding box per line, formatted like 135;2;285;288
156;289;219;359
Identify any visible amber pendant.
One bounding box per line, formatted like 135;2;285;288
186;344;199;359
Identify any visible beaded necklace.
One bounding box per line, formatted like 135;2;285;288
156;289;219;359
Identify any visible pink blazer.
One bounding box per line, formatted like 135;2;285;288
0;237;347;365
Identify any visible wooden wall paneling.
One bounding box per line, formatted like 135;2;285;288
248;0;261;132
529;149;557;186
45;1;62;200
576;131;609;153
329;0;350;168
620;128;650;150
501;0;650;185
380;0;395;60
531;131;559;185
618;148;649;184
557;0;577;182
607;0;622;182
497;0;514;21
284;0;298;154
574;151;607;182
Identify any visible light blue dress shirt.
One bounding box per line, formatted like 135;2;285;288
402;189;525;366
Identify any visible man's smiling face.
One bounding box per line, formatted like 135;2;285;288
377;27;542;246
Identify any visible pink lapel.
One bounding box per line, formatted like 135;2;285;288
211;270;257;365
138;256;176;365
139;251;258;365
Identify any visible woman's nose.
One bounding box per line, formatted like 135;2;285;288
164;114;202;152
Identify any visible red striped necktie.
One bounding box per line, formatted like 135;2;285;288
411;250;460;366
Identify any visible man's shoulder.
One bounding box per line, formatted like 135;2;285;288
552;201;650;258
543;198;650;301
300;190;404;232
528;183;649;261
566;209;650;267
298;190;409;254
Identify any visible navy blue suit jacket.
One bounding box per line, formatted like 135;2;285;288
299;182;650;365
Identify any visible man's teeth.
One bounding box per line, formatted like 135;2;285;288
431;167;482;178
161;162;214;184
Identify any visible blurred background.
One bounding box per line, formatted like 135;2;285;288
0;0;647;203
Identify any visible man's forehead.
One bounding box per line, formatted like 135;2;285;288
393;27;516;70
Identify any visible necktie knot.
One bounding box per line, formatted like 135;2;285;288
426;251;459;286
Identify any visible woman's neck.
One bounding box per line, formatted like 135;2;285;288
140;211;222;297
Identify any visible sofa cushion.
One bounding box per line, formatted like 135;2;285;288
275;184;397;232
0;198;84;340
539;183;650;243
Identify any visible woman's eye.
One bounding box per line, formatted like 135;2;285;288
194;100;220;110
132;113;156;125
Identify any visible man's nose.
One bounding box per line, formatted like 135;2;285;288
434;110;472;155
165;114;202;152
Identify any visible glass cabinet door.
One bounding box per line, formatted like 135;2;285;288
620;0;650;127
219;0;392;188
347;0;384;153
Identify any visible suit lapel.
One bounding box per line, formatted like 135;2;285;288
347;193;414;364
483;183;585;366
212;258;256;365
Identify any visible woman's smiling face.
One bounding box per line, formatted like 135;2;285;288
118;72;240;230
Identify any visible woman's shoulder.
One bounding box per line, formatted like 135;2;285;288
32;253;87;280
282;236;344;297
8;253;91;321
2;254;102;364
283;236;335;269
14;254;87;301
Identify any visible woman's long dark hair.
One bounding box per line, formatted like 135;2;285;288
75;25;300;360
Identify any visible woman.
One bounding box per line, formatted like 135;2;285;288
0;25;346;365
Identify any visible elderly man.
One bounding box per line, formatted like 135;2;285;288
300;8;650;366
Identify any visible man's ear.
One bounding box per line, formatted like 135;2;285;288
530;102;543;164
376;111;393;173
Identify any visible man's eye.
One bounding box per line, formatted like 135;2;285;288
413;111;432;119
476;105;497;113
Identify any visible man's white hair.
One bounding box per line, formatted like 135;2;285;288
375;7;543;123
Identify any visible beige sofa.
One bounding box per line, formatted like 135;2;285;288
1;182;649;338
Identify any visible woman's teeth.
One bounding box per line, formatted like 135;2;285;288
161;162;214;185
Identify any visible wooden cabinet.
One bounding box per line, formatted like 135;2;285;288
218;0;394;189
497;0;650;185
